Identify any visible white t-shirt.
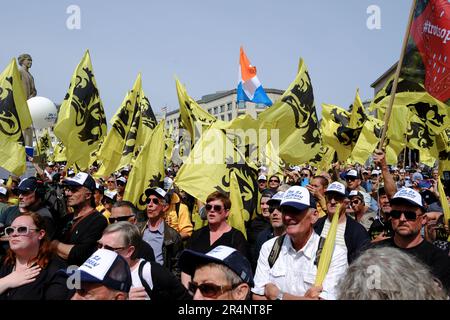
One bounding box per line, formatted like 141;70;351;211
130;259;153;300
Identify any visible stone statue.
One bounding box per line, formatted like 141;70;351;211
17;53;37;99
17;54;37;147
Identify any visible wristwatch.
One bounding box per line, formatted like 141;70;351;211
276;291;283;300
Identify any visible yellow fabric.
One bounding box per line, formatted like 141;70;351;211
174;127;258;225
321;104;353;162
175;78;216;147
315;204;340;286
96;204;111;220
53;50;107;170
123;121;165;211
52;141;67;163
258;58;321;165
37;128;51;157
229;170;249;239
0;59;32;175
165;193;193;237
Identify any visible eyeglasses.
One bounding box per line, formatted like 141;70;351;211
205;204;223;212
109;215;135;223
107;180;115;184
351;200;361;206
300;174;309;177
269;179;279;183
389;210;421;221
4;225;40;236
346;177;357;182
268;205;280;214
97;242;126;252
188;281;238;298
146;198;160;205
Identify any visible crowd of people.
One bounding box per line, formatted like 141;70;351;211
0;149;448;300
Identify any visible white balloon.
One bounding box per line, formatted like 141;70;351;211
26;96;58;129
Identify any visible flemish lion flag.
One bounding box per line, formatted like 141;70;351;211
123;121;165;211
54;50;107;170
0;59;32;175
258;58;321;165
174;127;258;226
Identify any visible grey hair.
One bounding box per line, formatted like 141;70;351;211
199;262;251;300
103;222;141;260
337;247;448;300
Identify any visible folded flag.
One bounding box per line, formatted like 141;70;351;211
237;46;272;106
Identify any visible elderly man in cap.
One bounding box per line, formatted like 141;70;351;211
69;248;132;300
258;174;268;192
137;187;182;276
52;172;108;266
180;245;254;300
314;182;370;264
373;188;450;291
252;186;348;300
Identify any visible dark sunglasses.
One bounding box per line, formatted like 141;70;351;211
4;225;39;236
346;177;357;182
109;215;134;223
188;281;237;298
389;210;421;221
205;204;223;212
268;205;280;214
326;193;346;202
97;242;125;252
300;173;309;177
146;198;160;205
351;200;361;206
269;179;279;183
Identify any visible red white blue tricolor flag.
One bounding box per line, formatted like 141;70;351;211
237;46;272;106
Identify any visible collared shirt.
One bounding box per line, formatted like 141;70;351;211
143;220;165;266
252;231;348;300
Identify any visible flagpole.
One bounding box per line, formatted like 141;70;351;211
378;0;417;149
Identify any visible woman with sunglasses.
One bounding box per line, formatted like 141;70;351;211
0;213;70;300
181;192;249;288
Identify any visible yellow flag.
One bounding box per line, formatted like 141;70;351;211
348;89;368;129
0;58;32;175
350;116;383;165
321;104;353;161
54;50;107;170
229;170;249;239
174;127;258;223
136;88;157;146
175;78;216;147
258;58;321;165
52;141;67;162
123;121;165;211
315;204;340;286
37;128;51;156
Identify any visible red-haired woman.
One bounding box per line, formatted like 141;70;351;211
0;213;71;299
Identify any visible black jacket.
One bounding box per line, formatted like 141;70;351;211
57;211;108;266
0;255;71;300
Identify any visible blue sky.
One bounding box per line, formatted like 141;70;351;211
1;0;411;122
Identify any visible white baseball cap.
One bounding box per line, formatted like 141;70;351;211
258;174;267;181
325;182;347;197
390;187;425;210
280;186;316;211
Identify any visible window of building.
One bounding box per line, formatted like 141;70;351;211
228;112;232;120
237;101;246;109
220;105;224;113
227;102;232;111
214;107;218;114
221;115;225;121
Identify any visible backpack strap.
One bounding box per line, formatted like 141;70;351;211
268;234;286;268
138;261;152;298
314;236;326;266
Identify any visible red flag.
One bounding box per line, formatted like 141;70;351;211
403;0;450;102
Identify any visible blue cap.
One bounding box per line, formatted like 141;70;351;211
17;177;40;192
179;246;254;287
